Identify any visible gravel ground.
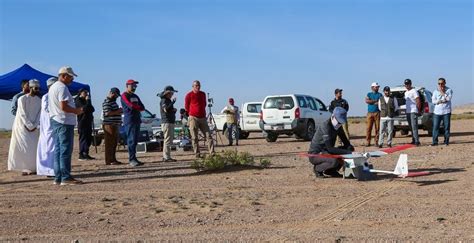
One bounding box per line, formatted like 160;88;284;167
0;119;473;241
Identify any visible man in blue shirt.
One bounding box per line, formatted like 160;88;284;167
431;78;453;146
365;82;382;147
11;79;30;116
121;79;145;167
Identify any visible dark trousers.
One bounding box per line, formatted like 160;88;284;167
125;123;141;161
103;124;119;163
432;113;451;145
78;123;93;155
309;156;343;173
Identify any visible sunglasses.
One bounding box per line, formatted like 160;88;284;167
438;83;445;85
32;87;40;90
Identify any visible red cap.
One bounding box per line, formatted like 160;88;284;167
126;79;139;85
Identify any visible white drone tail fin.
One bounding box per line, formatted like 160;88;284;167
394;154;408;176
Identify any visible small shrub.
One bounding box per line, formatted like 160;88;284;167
259;158;271;168
191;150;270;171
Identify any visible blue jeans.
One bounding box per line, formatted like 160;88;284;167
432;113;451;145
227;123;239;145
406;113;419;144
51;119;75;182
125;123;141;161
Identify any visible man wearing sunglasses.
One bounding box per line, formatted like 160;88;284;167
431;78;453;146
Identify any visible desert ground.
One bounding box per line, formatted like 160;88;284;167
0;119;473;241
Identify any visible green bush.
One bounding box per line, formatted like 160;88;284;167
191;150;270;171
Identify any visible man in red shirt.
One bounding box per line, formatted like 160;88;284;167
184;80;215;158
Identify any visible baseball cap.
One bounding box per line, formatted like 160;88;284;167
335;88;343;94
29;79;40;88
110;87;120;96
58;66;78;77
164;85;178;92
404;79;412;85
332;107;347;124
78;88;88;94
371;82;380;87
46;77;58;87
383;86;390;92
126;79;139;85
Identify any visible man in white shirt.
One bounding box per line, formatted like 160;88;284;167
378;86;399;148
431;78;453;146
404;79;422;146
49;66;84;185
221;98;240;146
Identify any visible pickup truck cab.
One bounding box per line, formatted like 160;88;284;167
259;94;331;142
213;102;262;139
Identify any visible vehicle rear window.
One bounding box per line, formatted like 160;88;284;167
263;97;295;110
247;104;262;113
392;91;406;106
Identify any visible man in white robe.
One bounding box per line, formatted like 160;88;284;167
36;77;58;176
8;79;42;175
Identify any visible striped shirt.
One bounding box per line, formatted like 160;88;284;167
102;97;122;125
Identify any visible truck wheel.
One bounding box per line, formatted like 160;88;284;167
265;132;278;142
427;129;433;136
295;133;304;139
400;130;409;136
304;121;315;141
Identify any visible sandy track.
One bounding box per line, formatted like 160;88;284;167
0;120;473;241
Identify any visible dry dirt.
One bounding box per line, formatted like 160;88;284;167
0;120;473;241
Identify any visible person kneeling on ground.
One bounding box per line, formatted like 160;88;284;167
308;107;354;178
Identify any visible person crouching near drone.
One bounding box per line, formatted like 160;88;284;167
308;107;354;178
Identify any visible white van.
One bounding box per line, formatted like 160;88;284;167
259;94;331;142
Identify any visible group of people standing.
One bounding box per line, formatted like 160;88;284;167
365;78;452;148
6;72;221;185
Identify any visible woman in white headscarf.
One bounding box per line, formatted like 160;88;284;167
8;79;42;175
36;77;58;176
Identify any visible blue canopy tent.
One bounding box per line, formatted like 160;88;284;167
0;64;90;100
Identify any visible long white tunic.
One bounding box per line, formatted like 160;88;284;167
7;94;41;172
36;94;55;176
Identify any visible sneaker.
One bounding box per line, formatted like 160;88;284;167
387;144;392;148
85;154;96;160
129;160;143;167
60;178;83;186
378;144;383;148
162;158;177;162
78;154;87;161
53;180;60;185
429;143;438;147
415;142;421;147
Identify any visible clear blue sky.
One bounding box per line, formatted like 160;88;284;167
0;0;472;129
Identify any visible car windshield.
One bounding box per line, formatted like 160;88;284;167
264;97;294;110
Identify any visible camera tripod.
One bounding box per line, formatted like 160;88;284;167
203;104;224;147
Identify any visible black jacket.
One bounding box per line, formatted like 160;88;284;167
75;96;95;126
329;98;349;113
160;93;176;124
309;119;352;155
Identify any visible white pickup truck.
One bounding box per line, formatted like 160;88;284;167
212;102;262;139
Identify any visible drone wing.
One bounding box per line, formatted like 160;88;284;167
298;153;365;159
367;144;416;157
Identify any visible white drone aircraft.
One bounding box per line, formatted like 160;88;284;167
302;144;429;179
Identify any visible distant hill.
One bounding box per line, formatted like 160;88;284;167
453;103;474;114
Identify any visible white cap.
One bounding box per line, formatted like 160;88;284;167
47;77;58;87
58;66;78;77
29;79;40;88
371;82;380;87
